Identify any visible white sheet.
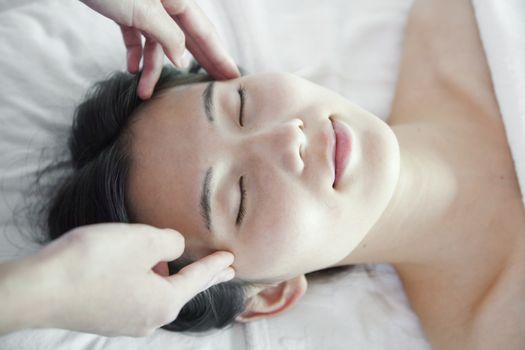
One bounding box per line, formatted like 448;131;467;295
2;0;521;349
473;0;525;208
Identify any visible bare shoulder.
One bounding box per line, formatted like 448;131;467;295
396;166;525;350
389;0;500;126
400;228;525;350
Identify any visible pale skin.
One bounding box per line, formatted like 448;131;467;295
126;0;525;348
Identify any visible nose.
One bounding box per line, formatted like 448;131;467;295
241;118;306;174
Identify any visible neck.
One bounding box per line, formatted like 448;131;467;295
335;122;461;267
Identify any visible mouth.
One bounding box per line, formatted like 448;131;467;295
329;118;336;187
330;117;352;188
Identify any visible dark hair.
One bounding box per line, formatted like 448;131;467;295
41;63;251;333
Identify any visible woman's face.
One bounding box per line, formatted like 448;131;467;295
127;73;399;282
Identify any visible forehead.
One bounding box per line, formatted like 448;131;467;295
126;82;213;252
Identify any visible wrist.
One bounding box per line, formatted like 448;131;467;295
0;254;63;334
0;259;37;334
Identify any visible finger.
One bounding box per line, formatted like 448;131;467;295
120;25;143;74
163;0;240;79
132;2;186;67
137;37;164;100
184;34;225;80
167;251;235;300
139;228;186;265
182;20;239;80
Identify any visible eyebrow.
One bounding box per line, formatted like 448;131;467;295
203;81;215;122
200;82;215;233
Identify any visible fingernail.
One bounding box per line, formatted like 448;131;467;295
227;57;240;76
172;55;186;69
180;53;191;69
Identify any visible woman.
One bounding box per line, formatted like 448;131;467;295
42;0;525;348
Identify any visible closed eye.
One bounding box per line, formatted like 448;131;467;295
235;86;247;226
238;86;246;127
236;176;247;226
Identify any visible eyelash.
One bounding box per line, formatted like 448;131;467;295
236;176;247;225
238;85;246;127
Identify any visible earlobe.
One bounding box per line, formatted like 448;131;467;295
235;275;307;322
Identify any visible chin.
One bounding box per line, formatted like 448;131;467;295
336;109;400;242
366;120;400;228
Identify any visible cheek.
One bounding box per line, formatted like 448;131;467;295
235;191;330;279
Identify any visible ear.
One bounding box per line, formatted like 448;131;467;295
235;275;307;322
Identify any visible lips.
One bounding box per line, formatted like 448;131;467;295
331;118;352;188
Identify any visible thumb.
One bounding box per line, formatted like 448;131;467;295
167;251;235;301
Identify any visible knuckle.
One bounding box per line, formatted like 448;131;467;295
61;224;117;258
162;0;188;14
174;31;186;47
166;33;185;58
63;227;83;242
63;227;91;249
132;1;157;31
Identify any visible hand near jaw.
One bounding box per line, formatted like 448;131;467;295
0;223;235;337
80;0;241;99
